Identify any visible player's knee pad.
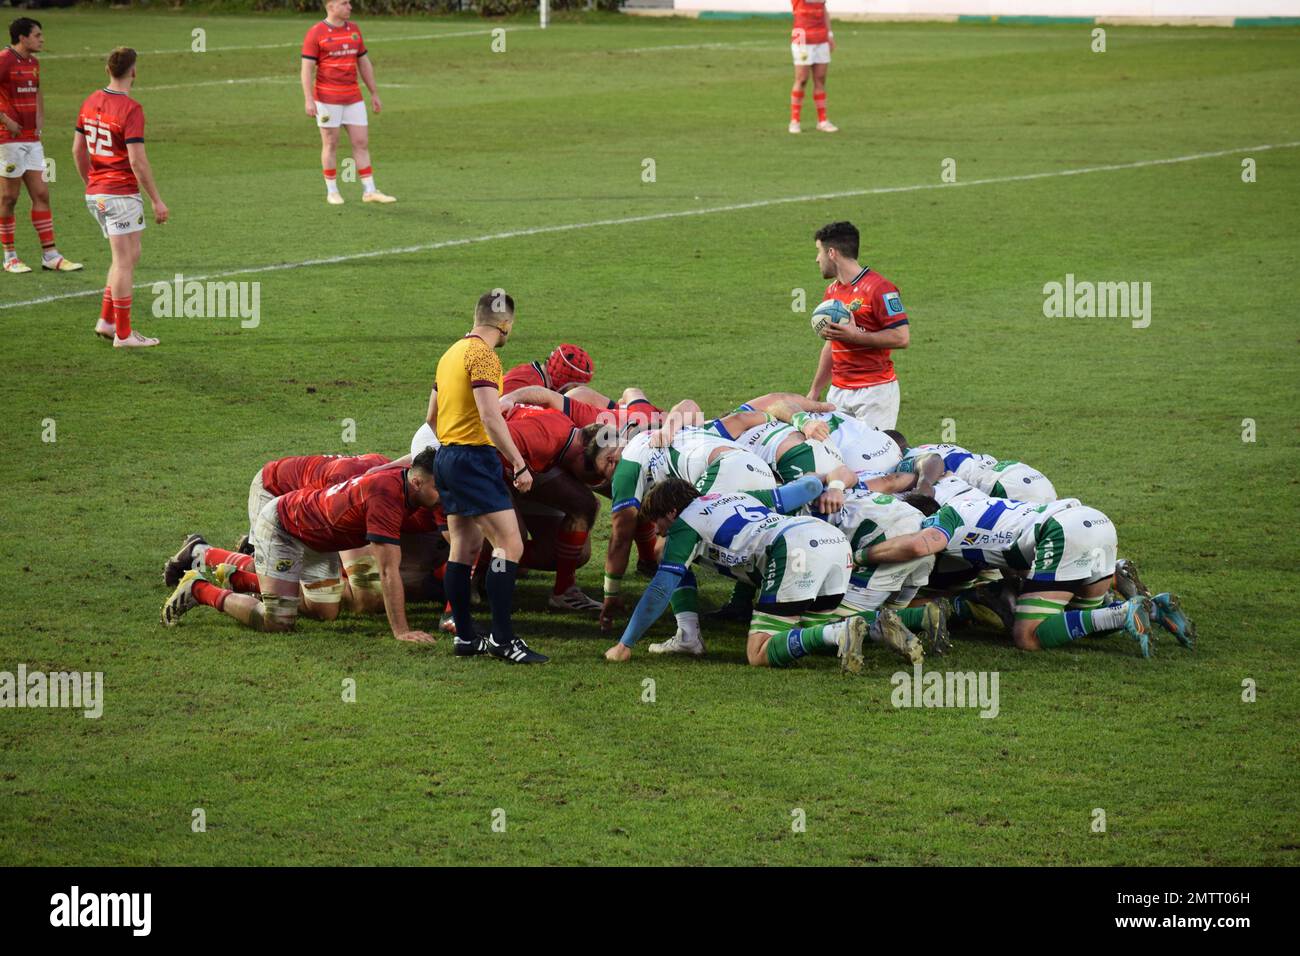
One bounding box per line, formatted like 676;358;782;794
343;555;383;595
302;576;344;606
260;592;299;632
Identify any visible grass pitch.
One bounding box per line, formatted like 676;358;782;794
1;9;1298;866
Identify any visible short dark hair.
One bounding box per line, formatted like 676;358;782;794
813;221;859;260
640;478;700;524
107;47;137;79
883;429;907;453
474;289;514;325
900;492;940;517
9;17;40;45
412;446;438;474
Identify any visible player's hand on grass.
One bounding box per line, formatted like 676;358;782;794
395;630;436;645
604;642;631;663
370;94;383;115
153;200;170;225
599;594;623;631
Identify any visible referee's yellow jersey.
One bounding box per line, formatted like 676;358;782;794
435;334;503;446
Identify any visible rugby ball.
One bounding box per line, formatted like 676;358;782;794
811;298;853;335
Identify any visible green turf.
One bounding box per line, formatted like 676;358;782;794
1;9;1298;866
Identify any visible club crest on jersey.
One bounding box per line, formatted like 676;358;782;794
3;164;13;174
848;298;864;312
275;559;294;572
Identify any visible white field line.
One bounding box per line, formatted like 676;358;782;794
39;26;543;60
4;141;1295;312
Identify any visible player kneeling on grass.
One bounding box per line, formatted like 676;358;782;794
861;494;1194;657
162;447;443;645
605;478;866;670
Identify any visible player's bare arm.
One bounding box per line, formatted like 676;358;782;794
647;399;704;447
300;58;316;116
819;321;910;349
424;386;438;430
126;142;168;223
474;385;532;493
358;54;381;114
501;384;564;413
809;340;833;399
601;507;637;630
865;527;947;564
371;541;434;644
71;132;90;185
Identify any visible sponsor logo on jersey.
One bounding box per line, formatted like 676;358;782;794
883;291;905;316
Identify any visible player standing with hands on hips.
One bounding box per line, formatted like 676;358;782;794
427;291;548;664
789;0;837;133
807;221;910;429
301;0;395;206
73;47;168;349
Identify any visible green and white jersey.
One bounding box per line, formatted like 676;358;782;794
930;474;987;506
921;496;1081;571
897;443;997;483
732;418;798;468
660;489;824;586
610;427;741;515
811;412;901;478
817;489;924;574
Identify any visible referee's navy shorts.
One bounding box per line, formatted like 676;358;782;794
434;444;513;517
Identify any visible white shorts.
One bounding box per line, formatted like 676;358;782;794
410;422;441;460
85;193;145;238
315;100;367;129
1;140;44;178
844;554;935;612
696;449;778;496
759;521;851;607
247;469;274;535
827;380;900;431
1030;506;1117;585
791;42;831;66
979;462;1057;504
251;498;343;601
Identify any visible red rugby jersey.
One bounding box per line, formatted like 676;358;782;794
504;404;579;475
791;0;831;45
302;20;366;105
824;267;909;389
502;360;547;396
75;89;145;195
261;453;390;497
0;48;40;143
277;467;414;554
560;396;659;432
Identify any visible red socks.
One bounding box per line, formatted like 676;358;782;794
112;296;133;340
0;216;13;254
790;88;805;123
814;91;827;123
100;287;113;322
192;581;230;612
553;529;587;594
31;209;54;250
202;548;259;593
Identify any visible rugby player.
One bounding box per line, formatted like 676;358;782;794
606;478;866;670
788;0;837;134
502;343;595;395
0;18;81;274
806;221;909;428
896;441;1057;504
862;496;1195;656
301;0;395;205
72;48;167;348
161;448;443;645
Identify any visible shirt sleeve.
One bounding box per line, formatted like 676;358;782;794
464;341;502;391
921;505;962;542
873;280;908;330
610;457;645;514
364;486;405;546
658;519;702;575
301;26;320;60
123;104;144;144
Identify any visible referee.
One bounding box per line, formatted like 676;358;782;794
427;291;546;664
